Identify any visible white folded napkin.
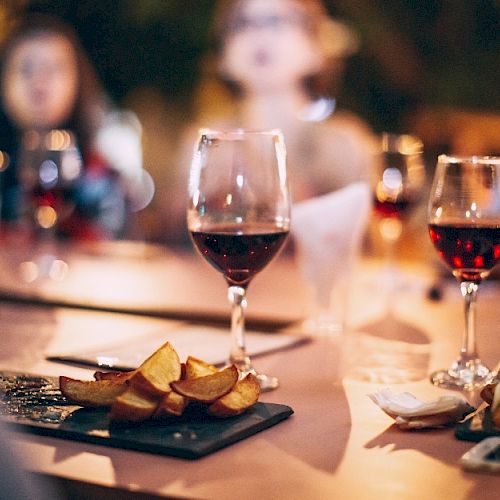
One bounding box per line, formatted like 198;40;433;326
291;182;371;325
368;388;472;430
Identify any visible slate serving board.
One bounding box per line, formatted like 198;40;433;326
0;372;293;459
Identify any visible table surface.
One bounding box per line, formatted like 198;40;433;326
1;244;499;500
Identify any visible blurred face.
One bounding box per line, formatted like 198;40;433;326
220;0;322;93
1;34;79;130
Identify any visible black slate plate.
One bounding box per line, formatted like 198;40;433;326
455;408;500;442
0;372;293;459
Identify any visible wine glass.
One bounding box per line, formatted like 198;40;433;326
428;155;500;389
187;129;291;391
18;129;82;281
372;133;425;295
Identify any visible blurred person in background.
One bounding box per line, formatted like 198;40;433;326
0;13;148;241
212;0;376;198
166;0;377;244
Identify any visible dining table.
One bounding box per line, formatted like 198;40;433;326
0;239;499;499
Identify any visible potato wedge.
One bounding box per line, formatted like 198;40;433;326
129;341;182;396
59;376;127;408
480;382;497;405
492;383;500;428
109;386;159;422
94;370;135;382
155;390;189;417
171;364;238;403
185;356;218;379
208;373;260;417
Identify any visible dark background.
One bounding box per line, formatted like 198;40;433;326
0;0;498;247
3;0;499;133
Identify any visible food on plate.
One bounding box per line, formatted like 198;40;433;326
155;356;217;416
128;341;182;396
185;356;218;379
110;386;159;422
59;377;127;407
479;381;500;428
492;383;500;428
480;382;497;405
58;341;260;423
155;390;189;417
208;373;260;418
94;370;135;382
170;364;239;403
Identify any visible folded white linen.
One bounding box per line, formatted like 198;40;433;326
368;388;472;430
291;182;371;331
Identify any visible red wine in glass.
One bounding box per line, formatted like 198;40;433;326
428;223;500;282
373;196;412;219
190;223;289;287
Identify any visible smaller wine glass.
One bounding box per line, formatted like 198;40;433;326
187;129;291;391
18;129;82;281
372;133;425;295
428;155;500;389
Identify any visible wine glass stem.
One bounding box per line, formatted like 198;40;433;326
460;281;479;362
227;285;251;372
379;217;402;304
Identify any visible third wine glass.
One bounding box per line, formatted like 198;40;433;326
372;133;425;296
428;155;500;389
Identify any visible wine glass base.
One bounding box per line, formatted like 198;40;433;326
430;362;492;390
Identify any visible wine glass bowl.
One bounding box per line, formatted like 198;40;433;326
20;129;82;234
373;132;425;241
187;129;291;391
428;155;500;389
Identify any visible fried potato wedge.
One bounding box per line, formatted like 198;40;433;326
94;370;135;382
129;341;182;396
59;342;261;422
480;382;497;405
154;357;208;417
185;356;218;379
109;386;159;422
208;373;260;417
171;364;238;403
492;383;500;428
59;376;127;408
155;390;189;417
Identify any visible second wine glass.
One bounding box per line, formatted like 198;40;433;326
187;129;291;391
372;132;425;296
428;155;500;389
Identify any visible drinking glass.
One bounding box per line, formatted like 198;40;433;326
428;155;500;389
187;129;291;391
18;129;82;281
372;133;425;293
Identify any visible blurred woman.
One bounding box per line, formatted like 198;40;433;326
0;13;145;241
216;0;377;196
206;0;374;197
165;0;376;245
